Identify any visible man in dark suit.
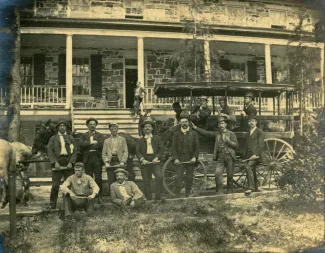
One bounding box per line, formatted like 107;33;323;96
172;111;200;198
241;92;257;131
138;107;156;137
219;97;236;130
47;119;77;209
192;114;238;194
136;118;164;200
79;118;105;203
244;115;265;192
191;96;212;127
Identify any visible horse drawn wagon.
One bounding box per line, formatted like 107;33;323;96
154;81;296;196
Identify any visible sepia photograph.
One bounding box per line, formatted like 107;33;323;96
0;0;324;252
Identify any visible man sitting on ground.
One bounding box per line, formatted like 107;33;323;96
110;168;146;209
60;162;99;221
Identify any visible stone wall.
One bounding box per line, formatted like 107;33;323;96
144;0;179;22
36;0;69;17
146;51;173;87
90;0;125;19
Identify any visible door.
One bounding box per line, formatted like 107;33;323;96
125;69;138;108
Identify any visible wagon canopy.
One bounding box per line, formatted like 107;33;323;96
154;81;296;98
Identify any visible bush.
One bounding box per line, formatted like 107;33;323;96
279;111;325;201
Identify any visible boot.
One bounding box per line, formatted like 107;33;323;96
215;179;223;195
227;179;234;194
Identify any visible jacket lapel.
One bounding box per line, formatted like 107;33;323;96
56;134;61;146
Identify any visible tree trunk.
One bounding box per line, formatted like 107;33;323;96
8;9;21;142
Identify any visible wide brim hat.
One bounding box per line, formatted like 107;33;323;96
114;168;129;177
179;111;190;120
244;92;254;98
56;119;69;128
86;118;98;125
248;114;258;120
108;122;119;128
216;113;229;123
142;118;155;127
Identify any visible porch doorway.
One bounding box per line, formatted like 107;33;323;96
125;69;138;108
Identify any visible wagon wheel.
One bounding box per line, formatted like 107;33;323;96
162;157;207;197
233;138;294;189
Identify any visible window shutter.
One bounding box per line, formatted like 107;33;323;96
247;61;258;82
58;54;66;86
90;55;102;98
34;54;45;85
219;59;231;71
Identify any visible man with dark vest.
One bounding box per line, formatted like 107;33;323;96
172;111;200;198
244;115;265;192
138;107;156;137
47;119;77;209
79;118;105;203
219;96;236;130
192;114;238;194
136;118;164;200
242;92;257;117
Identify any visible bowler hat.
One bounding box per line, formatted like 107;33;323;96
56;119;69;128
86;118;98;125
244;92;254;98
179;111;190;120
74;162;85;169
216;113;228;123
248;114;258;121
114;168;129;177
109;122;119;128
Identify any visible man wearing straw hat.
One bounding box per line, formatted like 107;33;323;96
60;162;99;221
172;111;200;198
192;113;238;194
102;122;128;194
136;118;164;200
110;168;145;208
47;119;77;209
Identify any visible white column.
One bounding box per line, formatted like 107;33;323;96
320;47;324;107
65;34;73;109
204;40;211;81
137;37;145;87
265;44;272;84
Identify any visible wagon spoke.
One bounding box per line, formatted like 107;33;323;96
266;141;272;159
275;143;286;160
273;140;277;159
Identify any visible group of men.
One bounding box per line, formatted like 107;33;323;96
46;91;264;220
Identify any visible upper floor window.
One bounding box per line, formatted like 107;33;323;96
230;62;246;81
20;57;33;86
73;57;90;95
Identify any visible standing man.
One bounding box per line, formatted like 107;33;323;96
136;118;164;201
172;102;183;126
102;122;128;194
244;115;265;192
47;119;77;209
172;111;200;198
192;114;238;194
219;97;236;130
79;118;105;203
138;107;156;137
60;162;99;221
192;96;212;127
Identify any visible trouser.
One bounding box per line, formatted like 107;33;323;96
63;194;94;217
85;152;103;196
215;152;235;194
140;155;163;200
50;156;74;208
245;160;258;191
175;164;195;197
106;156;120;195
126;160;136;182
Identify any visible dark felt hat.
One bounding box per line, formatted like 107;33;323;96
244;92;254;98
216;113;228;123
56;119;69;128
142;118;155;127
86;118;98;125
179;111;190;119
248;114;258;120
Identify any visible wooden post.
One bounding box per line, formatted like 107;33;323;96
212;96;215;115
273;97;276;115
277;94;280;115
258;91;262;115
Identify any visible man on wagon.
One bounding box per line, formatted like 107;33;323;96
136;118;164;201
60;162;99;221
172;111;200;198
244;115;265;192
79;118;105;203
102;122;128;195
219;96;236;130
47;119;78;209
192;114;238;194
242;92;257;117
191;96;212;127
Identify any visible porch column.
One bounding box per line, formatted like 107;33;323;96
321;47;324;107
265;44;272;84
65;34;73;109
204;40;211;81
137;37;145;87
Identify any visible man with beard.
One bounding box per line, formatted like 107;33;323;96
102;122;128;194
244;115;265;193
219;97;236;130
47;119;77;209
136;118;164;201
110;168;145;208
80;118;105;203
172;111;200;198
192;114;238;194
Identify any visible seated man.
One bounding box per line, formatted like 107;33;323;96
191;96;212;127
60;162;99;221
110;168;146;209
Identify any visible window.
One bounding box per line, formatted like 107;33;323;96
230;62;246;81
20;57;33;86
73;57;90;95
125;1;143;19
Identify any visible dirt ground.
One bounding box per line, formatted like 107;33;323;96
1;193;324;253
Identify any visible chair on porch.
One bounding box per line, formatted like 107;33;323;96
105;88;122;108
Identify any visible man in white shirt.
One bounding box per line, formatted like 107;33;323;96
136;119;164;200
